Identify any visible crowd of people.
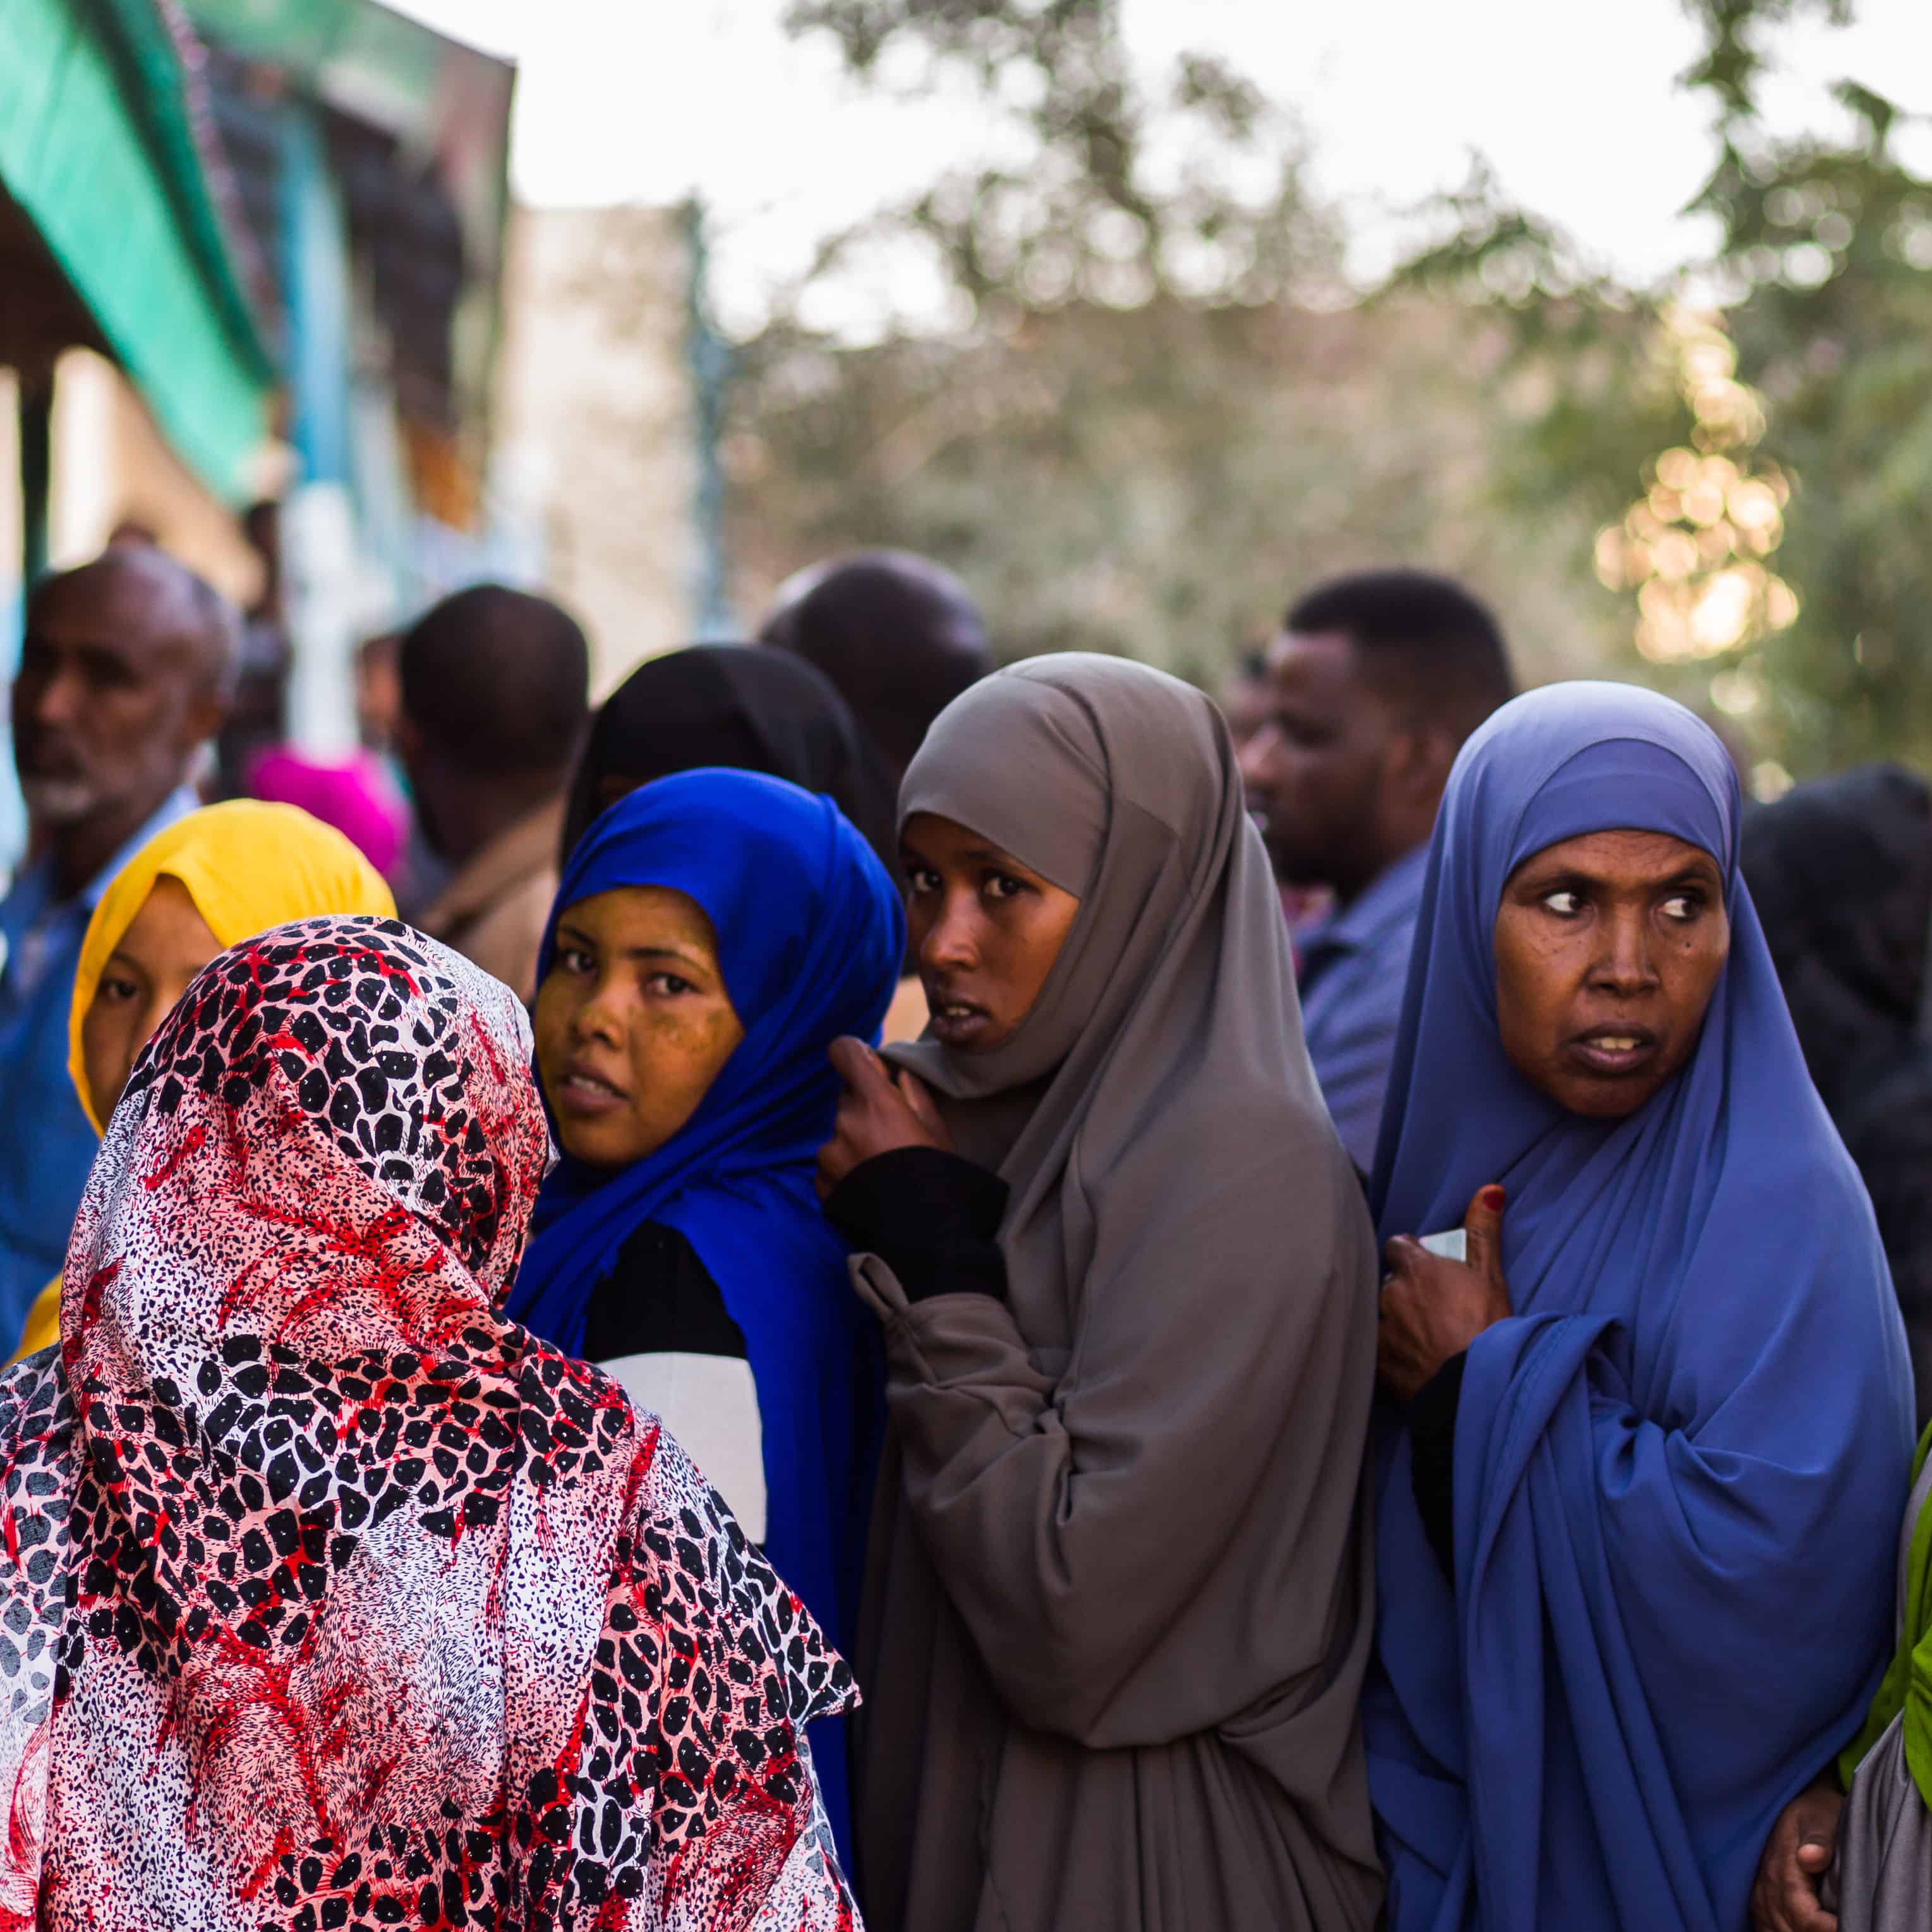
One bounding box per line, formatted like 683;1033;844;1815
0;538;1924;1932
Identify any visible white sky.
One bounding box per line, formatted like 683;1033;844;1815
391;0;1932;331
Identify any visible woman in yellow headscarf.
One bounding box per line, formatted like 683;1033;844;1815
9;800;395;1359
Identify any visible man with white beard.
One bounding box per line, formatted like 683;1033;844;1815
0;546;236;1337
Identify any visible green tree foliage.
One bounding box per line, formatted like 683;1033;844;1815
727;0;1621;686
1405;0;1932;778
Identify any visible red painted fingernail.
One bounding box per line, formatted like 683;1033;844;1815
1482;1186;1506;1211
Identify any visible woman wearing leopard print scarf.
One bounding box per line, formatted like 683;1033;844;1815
0;914;859;1931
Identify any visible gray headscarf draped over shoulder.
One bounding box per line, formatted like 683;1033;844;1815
862;655;1382;1931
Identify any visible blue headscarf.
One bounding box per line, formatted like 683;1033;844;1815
504;767;904;1869
1365;683;1915;1932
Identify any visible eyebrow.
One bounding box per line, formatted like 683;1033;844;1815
1526;862;1720;891
900;841;1030;872
556;924;710;969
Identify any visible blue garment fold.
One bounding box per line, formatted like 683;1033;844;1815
504;768;905;1871
1365;682;1916;1932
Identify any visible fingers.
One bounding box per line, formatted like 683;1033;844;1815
1381;1234;1423;1277
1462;1183;1506;1281
898;1070;946;1138
828;1035;890;1094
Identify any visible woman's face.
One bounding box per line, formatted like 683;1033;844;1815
81;875;221;1123
1494;828;1730;1118
533;886;745;1169
902;812;1082;1051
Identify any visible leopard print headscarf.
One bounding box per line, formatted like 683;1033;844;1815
0;917;857;1931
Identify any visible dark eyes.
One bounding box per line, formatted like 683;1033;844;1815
1536;888;1708;921
556;945;595;975
646;973;696;997
904;866;1032;902
95;970;141;1005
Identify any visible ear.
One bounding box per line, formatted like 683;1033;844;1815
184;685;229;750
1389;720;1459;807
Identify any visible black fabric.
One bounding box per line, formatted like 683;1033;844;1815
1742;764;1932;1423
1835;1044;1932;1428
579;1218;749;1364
558;643;900;874
824;1145;1010;1304
1742;763;1932;1105
1407;1350;1467;1582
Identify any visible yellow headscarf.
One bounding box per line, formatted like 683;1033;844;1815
67;800;397;1133
12;802;395;1360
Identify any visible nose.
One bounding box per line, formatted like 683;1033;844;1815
921;888;981;977
1589;905;1660;998
27;658;86;732
567;975;626;1047
1237;720;1283;795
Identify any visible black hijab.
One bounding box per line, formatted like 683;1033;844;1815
559;644;901;872
1743;763;1932;1423
1741;763;1932;1105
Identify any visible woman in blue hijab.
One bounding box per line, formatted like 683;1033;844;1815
505;767;904;1868
1364;682;1915;1932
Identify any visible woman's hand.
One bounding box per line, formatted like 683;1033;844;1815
816;1037;955;1198
1377;1185;1512;1402
1750;1778;1843;1932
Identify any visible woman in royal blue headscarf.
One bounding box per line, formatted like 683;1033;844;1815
505;767;905;1869
1364;682;1915;1932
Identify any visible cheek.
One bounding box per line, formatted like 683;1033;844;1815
530;988;575;1084
80;1003;135;1090
625;1006;738;1112
1493;927;1575;1053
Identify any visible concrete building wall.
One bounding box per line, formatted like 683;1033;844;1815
494;205;697;694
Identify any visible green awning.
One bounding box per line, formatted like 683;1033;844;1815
0;0;275;504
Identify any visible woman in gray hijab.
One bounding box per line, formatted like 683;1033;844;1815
818;653;1383;1931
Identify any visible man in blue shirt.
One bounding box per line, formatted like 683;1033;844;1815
0;546;237;1341
1238;570;1514;1173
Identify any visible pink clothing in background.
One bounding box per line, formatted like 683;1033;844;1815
247;745;409;878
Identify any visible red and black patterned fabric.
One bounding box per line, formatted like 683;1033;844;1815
0;917;859;1931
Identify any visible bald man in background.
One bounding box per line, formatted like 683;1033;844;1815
0;547;238;1336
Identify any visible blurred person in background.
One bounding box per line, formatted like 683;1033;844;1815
560;643;928;1038
0;547;237;1339
560;643;897;870
399;584;590;1001
1219;648;1273;749
8;799;394;1360
355;628;447;918
212;499;293;800
248;746;408;880
761;549;994;792
507;770;904;1870
354;629;404;754
1223;646;1334;946
1240;569;1514;1171
1742;764;1932;1427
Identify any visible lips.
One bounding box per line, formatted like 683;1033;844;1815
1566;1025;1661;1077
925;988;995;1049
552;1062;630;1115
